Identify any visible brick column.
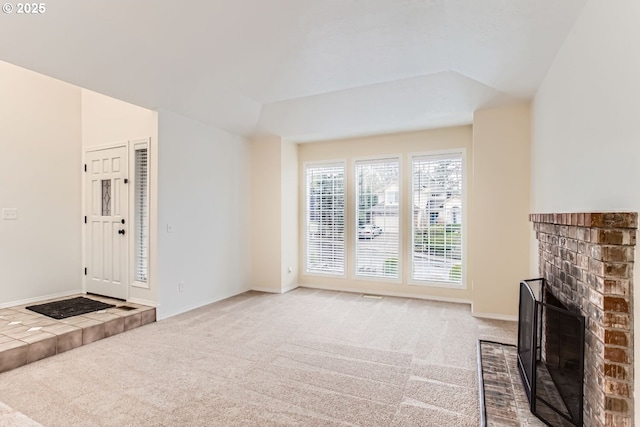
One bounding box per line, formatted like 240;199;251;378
530;213;636;427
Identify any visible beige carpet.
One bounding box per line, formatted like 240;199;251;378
0;288;516;427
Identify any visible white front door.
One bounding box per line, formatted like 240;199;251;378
85;146;129;300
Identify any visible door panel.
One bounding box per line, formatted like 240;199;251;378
85;146;128;299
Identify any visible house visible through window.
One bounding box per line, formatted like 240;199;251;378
412;153;463;283
355;158;400;279
305;163;345;275
303;152;464;287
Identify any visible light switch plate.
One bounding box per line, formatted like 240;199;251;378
2;208;18;220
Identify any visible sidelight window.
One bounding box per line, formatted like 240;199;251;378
134;146;149;283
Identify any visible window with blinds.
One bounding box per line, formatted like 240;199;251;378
305;163;345;275
355;158;400;279
134;147;149;283
412;153;463;284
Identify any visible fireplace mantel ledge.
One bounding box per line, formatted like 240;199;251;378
529;212;637;229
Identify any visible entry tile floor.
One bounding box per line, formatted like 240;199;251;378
0;294;156;374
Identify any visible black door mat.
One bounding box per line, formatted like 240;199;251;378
477;340;546;427
26;296;115;319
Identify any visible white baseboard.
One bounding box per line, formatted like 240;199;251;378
250;287;281;294
298;284;472;305
0;289;83;309
251;284;300;294
472;311;518;322
127;297;157;307
282;283;300;293
155;288;251;321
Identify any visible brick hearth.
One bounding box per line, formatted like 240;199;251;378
530;212;636;427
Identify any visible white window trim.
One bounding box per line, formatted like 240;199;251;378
302;160;347;279
350;155;403;284
406;149;467;289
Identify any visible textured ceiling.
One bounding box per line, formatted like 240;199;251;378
0;0;587;141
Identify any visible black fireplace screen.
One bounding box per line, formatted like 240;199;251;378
517;279;585;427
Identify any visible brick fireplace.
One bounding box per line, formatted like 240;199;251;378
530;213;636;427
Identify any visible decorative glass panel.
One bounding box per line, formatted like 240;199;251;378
101;179;111;216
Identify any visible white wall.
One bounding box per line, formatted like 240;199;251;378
0;61;82;305
532;1;640;213
280;140;299;291
471;105;531;319
250;137;299;294
531;0;640;422
156;110;251;319
81;89;156;148
250;137;282;293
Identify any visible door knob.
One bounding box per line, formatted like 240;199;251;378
118;229;126;235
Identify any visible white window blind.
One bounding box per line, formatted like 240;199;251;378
134;147;149;283
305;164;345;275
355;158;400;279
412;153;463;284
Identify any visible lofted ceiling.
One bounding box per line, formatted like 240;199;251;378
0;0;587;141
